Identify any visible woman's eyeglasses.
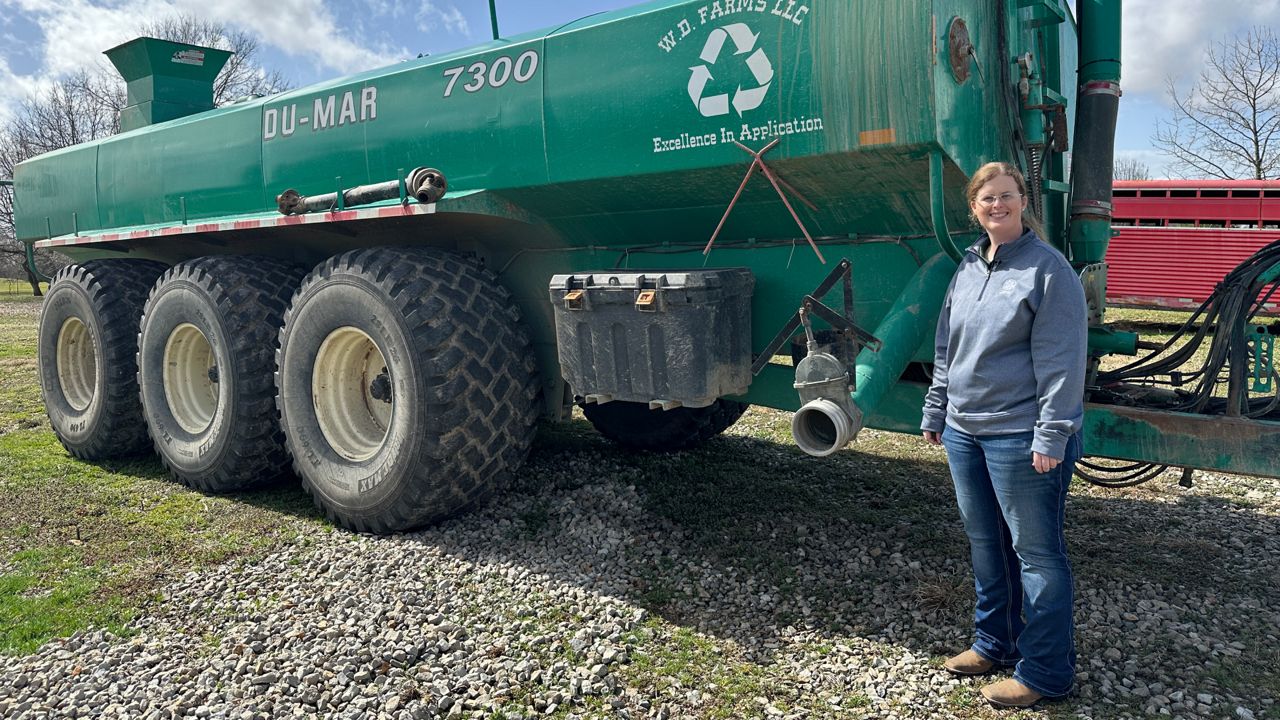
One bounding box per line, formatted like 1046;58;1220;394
976;192;1023;207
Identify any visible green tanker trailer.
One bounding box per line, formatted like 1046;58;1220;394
13;0;1280;533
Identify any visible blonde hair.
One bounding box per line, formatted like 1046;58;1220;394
965;161;1045;239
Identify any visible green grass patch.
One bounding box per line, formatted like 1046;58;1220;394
0;428;320;654
0;545;134;655
0;301;40;363
0;302;44;435
0;297;320;655
0;283;46;301
1105;306;1197;330
623;622;767;719
945;683;981;711
0;360;46;434
1204;643;1280;703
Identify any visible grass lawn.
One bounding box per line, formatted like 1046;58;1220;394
0;292;320;655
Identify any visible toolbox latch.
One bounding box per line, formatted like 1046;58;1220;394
564;289;585;310
635;290;657;312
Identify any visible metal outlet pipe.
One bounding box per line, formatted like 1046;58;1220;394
276;167;447;215
793;398;856;457
792;350;862;456
790;252;955;457
1068;0;1122;266
849;252;958;428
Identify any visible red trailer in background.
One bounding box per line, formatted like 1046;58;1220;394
1108;180;1280;313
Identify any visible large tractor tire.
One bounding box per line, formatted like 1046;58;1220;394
276;247;540;533
137;256;305;492
581;399;749;452
37;259;167;460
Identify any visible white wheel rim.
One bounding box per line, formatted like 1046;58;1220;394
313;327;392;462
163;323;218;434
56;317;96;412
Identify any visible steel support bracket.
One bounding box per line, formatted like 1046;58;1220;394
704;139;826;264
24;241;51;283
1043;179;1071;194
749;258;881;377
801;295;882;353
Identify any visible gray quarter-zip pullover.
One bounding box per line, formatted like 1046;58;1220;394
920;229;1087;459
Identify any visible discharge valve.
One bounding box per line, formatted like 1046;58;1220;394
749;259;882;458
791;309;865;457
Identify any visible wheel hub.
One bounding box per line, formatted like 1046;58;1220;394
368;371;393;403
55;317;96;412
162;323;218;434
313;327;392;461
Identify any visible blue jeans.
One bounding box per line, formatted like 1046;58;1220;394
941;425;1082;697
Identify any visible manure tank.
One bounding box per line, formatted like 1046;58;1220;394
28;0;1268;535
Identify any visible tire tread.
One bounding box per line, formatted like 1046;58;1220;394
140;255;305;492
278;247;540;533
41;259;167;459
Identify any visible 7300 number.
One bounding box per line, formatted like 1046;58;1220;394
442;50;540;97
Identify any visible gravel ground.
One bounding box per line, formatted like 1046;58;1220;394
1;417;1278;720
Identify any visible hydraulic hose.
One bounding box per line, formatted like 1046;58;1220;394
1067;0;1122;266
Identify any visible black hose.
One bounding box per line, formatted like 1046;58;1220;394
1096;238;1280;418
1084;239;1280;487
1075;458;1169;488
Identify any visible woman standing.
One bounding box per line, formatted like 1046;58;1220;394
920;162;1087;708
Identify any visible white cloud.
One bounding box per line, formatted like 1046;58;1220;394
362;0;410;20
10;0;163;78
416;3;469;36
170;0;403;72
0;0;404;125
1122;0;1280;97
0;55;43;127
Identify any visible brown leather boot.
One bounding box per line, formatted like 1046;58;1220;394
943;649;996;676
980;678;1044;708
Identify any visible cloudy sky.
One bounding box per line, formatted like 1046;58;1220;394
1;0;1278;178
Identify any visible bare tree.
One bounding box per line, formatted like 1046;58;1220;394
1;17;290;295
1152;27;1280;180
1114;157;1151;181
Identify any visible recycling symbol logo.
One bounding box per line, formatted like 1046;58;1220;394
688;23;774;117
